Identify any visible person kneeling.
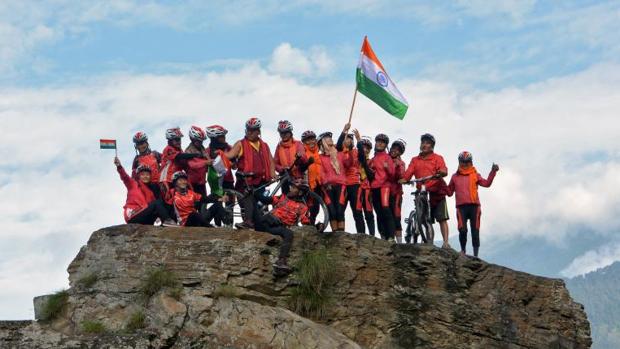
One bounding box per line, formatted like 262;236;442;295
168;170;227;227
115;157;176;226
255;179;311;275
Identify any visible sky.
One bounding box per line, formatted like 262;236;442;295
1;0;620;319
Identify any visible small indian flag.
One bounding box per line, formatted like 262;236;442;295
356;36;409;119
99;139;117;149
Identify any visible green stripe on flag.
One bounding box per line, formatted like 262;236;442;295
100;144;116;149
356;68;408;119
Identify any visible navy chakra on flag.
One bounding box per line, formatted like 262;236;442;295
376;71;388;87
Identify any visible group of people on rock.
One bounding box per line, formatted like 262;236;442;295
114;117;498;273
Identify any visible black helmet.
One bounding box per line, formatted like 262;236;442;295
136;164;152;173
171;170;188;185
301;130;316;141
391;138;407;153
375;133;389;144
318;131;333;142
458;151;473;162
421;133;436;146
358;136;372;149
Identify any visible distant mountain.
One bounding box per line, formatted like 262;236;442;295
566;261;620;349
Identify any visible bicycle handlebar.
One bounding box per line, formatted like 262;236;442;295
403;174;438;185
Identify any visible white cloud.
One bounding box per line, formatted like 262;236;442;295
561;240;620;277
268;43;335;78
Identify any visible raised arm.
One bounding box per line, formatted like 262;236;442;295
115;157;133;190
478;164;499;188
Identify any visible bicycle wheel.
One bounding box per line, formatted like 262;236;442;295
404;209;415;244
306;191;329;233
223;189;245;227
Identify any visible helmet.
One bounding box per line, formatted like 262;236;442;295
301;130;316;141
277;120;293;133
458;151;473;162
206;125;228;138
392;138;407;153
375;133;389;144
165;127;183;140
290;178;310;192
136;164;152;173
317;132;333;142
171;170;188;183
133;132;148;144
245;117;262;130
358;136;372;149
421;133;436;146
189;125;206;141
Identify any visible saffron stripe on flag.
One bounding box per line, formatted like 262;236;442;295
100;139;117;149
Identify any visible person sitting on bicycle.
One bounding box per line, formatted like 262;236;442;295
167;170;228;227
225;117;276;229
206;125;235;192
255;178;311;275
114;156;176;226
356;135;376;236
184;126;213;198
389;138;407;243
446;151;499;257
274;120;310;192
301;130;323;225
131;132;161;190
369;133;397;241
400;133;451;248
335;123;365;234
318;131;353;232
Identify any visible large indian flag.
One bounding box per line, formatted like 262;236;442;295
356;37;409;119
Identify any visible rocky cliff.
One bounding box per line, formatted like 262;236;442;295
0;225;591;348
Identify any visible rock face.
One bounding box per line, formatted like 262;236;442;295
1;224;591;348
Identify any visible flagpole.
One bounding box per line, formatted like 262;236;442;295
347;84;358;124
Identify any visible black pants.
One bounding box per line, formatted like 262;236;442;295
239;186;267;226
359;188;375;235
324;184;345;222
308;186;322;225
256;214;293;259
203;202;231;226
185;212;211;227
389;193;403;232
191;183;207;198
345;184;365;234
457;204;481;253
128;199;170;225
372;188;395;240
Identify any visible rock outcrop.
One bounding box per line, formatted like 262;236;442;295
0;224;591;348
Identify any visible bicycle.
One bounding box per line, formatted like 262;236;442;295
403;175;438;244
223;171;329;232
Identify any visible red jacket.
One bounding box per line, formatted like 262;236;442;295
447;169;497;206
403;152;448;193
369;151;395;189
319;151;352;186
159;145;183;183
118;166;156;222
185;144;209;185
390;157;406;195
237;138;274;186
270;195;310;226
170;189;202;226
274;139;307;179
343;148;361;186
132;151;161;184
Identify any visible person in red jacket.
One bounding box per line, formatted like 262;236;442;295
356;135;376;236
335;123;365;234
168;171;228;227
184;126;212;198
159;127;206;192
255;179;311;275
114;157;176;226
273;120;310;192
368;133;396;240
131;132;161;190
301;130;323;226
400;133;451;248
206;125;235;191
318;131;352;232
389;139;407;243
446;151;499;257
225;117;276;229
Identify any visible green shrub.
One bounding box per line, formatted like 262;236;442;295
40;290;69;321
168;286;183;301
212;284;240;299
81;320;106;334
138;267;180;299
76;272;98;289
125;310;146;332
288;248;338;319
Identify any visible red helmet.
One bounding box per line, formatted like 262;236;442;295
277;120;293;133
458;151;473;162
245;117;262;130
301;130;316;141
132;131;148;144
165;127;183;140
189;125;206;141
206;125;228;138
